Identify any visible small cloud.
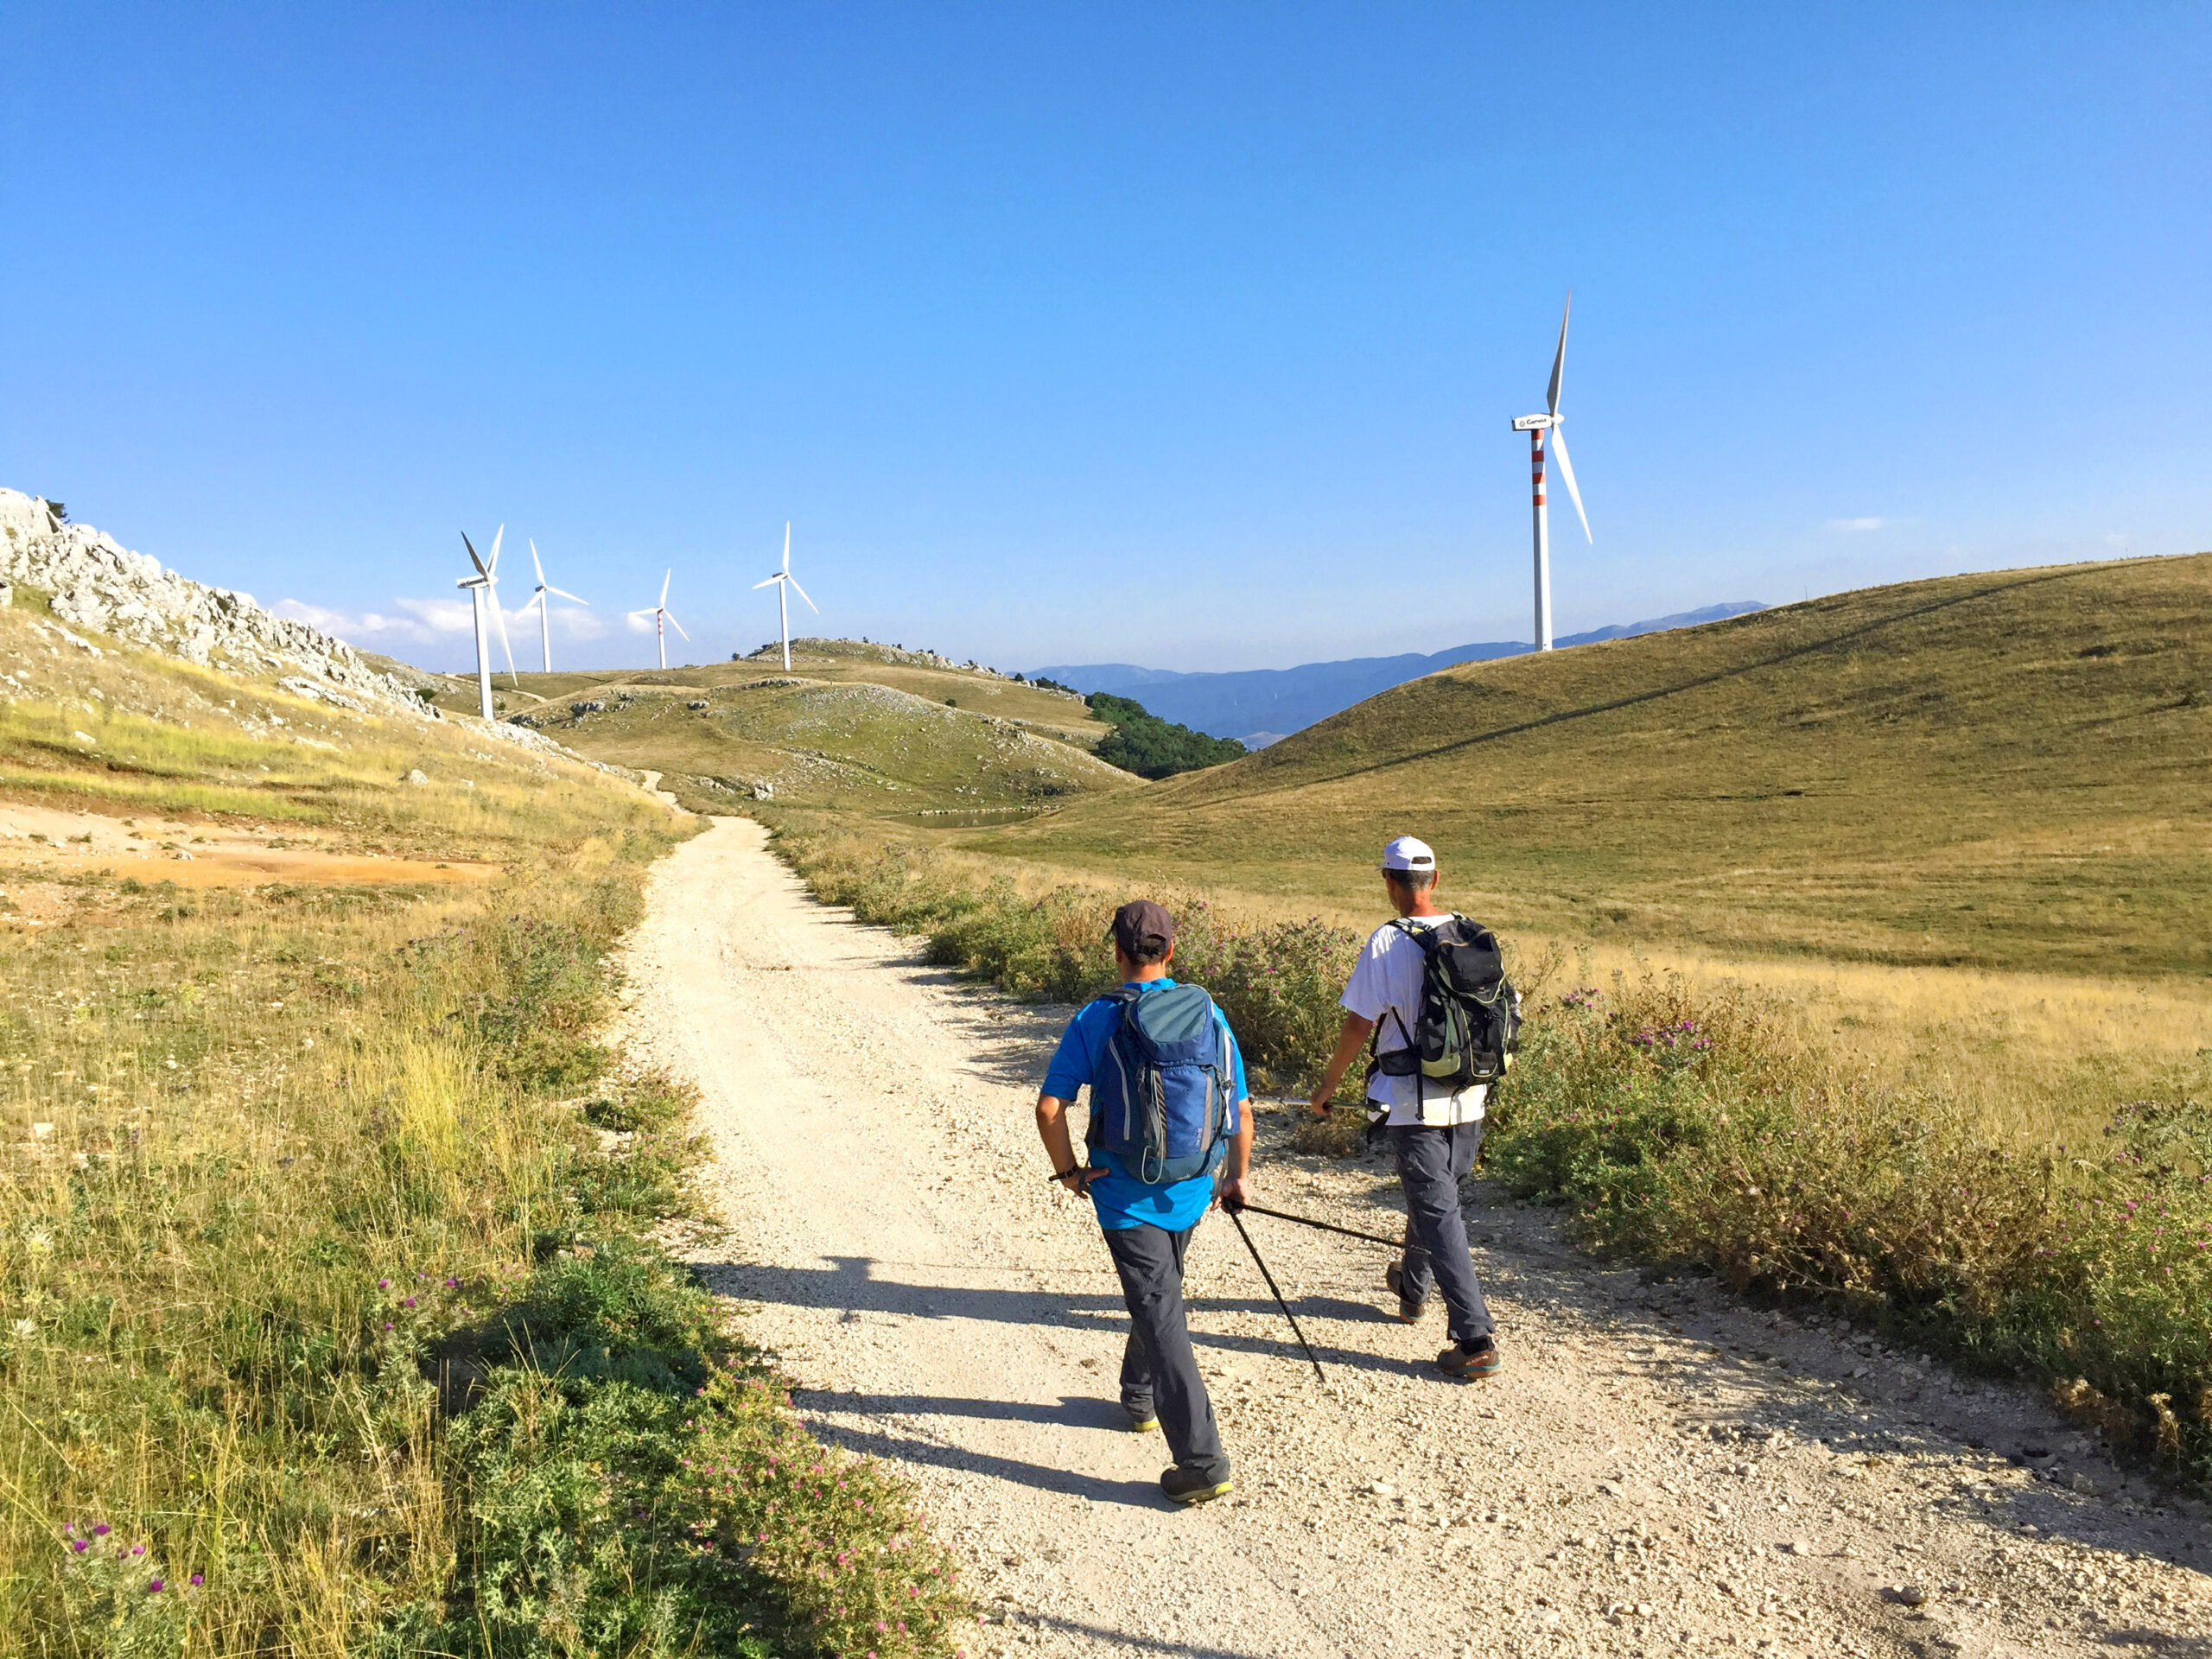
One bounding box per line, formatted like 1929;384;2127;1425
1825;517;1885;532
276;595;603;647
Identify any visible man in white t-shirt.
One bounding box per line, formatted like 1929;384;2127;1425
1306;835;1499;1380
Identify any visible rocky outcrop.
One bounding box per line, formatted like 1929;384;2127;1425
0;488;429;715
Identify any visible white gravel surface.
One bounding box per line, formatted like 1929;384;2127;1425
615;817;2212;1659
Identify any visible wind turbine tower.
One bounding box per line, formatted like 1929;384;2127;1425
753;522;817;671
520;539;591;672
628;570;690;671
1510;296;1592;651
456;526;519;718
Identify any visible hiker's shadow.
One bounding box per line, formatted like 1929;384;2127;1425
790;1390;1166;1508
696;1252;1478;1390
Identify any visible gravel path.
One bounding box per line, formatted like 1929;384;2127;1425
615;817;2212;1659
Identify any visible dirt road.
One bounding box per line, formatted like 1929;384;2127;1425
616;817;2212;1659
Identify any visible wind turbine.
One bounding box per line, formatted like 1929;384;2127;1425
456;526;519;718
627;570;689;670
752;522;817;671
1510;295;1592;652
518;539;590;672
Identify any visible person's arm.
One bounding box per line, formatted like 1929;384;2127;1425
1217;1112;1255;1211
1218;1022;1255;1211
1307;1011;1376;1117
1036;1093;1102;1192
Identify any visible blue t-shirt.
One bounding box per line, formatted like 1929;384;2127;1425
1042;978;1249;1232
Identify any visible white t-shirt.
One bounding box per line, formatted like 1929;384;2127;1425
1341;918;1488;1127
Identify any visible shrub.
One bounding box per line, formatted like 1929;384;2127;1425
1086;693;1245;779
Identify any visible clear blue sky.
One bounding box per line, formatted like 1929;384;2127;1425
5;3;2206;674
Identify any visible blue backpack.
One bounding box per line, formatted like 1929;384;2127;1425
1085;982;1236;1185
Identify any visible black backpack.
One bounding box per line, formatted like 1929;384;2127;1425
1366;915;1522;1092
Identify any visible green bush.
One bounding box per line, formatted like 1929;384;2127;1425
389;1245;964;1659
1087;693;1245;779
1488;972;2212;1481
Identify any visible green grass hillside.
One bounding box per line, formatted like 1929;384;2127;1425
474;643;1135;816
977;553;2212;976
0;594;963;1655
442;638;1108;747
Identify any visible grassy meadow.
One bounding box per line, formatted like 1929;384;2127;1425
979;552;2212;978
462;645;1130;818
0;598;965;1657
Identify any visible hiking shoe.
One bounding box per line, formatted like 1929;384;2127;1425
1385;1261;1426;1324
1123;1403;1160;1433
1160;1465;1233;1504
1438;1336;1500;1380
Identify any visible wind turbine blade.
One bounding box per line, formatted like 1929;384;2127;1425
489;594;519;683
462;531;487;577
786;575;819;613
782;521;791;574
516;590;545;619
1549;423;1592;543
664;611;690;642
659;568;671;607
487;524;505;578
531;538;546;585
545;585;590;606
1547;294;1571;416
753;575;780;590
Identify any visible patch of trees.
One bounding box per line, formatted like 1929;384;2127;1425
1087;693;1246;779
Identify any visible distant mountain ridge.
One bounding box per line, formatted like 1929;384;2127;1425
1033;602;1765;741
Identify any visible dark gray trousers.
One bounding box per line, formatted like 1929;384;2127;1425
1390;1121;1496;1344
1102;1222;1230;1481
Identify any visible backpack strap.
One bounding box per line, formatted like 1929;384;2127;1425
1086;986;1144;1149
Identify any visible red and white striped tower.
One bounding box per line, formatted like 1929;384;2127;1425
1531;423;1553;652
1512;295;1587;653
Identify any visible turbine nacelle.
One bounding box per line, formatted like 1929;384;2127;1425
1510;414;1556;432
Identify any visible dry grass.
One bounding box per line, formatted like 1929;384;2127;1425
0;601;967;1656
435;637;1108;747
979;552;2212;977
528;676;1133;817
791;821;2212;1158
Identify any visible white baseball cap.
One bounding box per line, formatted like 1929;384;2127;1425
1379;835;1437;874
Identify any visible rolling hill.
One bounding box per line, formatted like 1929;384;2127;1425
470;639;1134;816
1033;601;1764;741
981;556;2211;976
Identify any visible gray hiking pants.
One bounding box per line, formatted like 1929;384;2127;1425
1391;1121;1495;1344
1103;1221;1230;1481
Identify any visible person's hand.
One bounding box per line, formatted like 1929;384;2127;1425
1218;1175;1253;1215
1058;1166;1102;1195
1307;1089;1335;1119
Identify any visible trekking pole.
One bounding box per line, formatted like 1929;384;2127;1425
1226;1208;1327;1387
1236;1201;1427;1257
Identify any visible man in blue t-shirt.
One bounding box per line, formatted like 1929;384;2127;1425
1035;899;1253;1505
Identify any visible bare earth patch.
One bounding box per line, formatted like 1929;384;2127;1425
619;817;2212;1659
0;798;498;905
